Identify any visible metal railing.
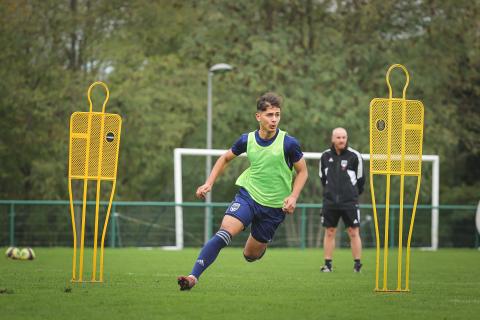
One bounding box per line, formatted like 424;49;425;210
0;200;477;249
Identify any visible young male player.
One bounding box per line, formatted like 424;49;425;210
177;92;308;290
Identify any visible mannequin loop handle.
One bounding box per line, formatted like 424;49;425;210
386;64;409;100
87;81;110;113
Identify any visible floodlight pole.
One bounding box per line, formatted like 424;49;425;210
205;63;233;243
205;71;213;244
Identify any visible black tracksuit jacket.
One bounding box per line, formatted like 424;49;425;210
319;145;365;209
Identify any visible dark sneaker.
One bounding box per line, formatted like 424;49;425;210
354;263;363;273
320;265;333;272
177;275;197;291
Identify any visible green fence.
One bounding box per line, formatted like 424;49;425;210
0;200;478;248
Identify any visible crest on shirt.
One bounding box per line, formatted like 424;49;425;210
341;160;348;170
328;158;334;162
229;202;241;212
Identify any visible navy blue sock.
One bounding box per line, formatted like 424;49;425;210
191;229;232;279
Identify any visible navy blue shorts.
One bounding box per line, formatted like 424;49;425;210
225;188;286;243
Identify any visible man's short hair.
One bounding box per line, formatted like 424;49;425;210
257;92;282;111
332;127;348;137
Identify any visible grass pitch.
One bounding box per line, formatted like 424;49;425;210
0;248;479;319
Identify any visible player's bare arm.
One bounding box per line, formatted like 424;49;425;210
282;158;308;214
196;149;237;199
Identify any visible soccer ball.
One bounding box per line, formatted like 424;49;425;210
19;248;35;260
5;247;20;259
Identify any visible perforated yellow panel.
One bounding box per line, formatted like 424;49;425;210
370;98;424;176
69;112;121;180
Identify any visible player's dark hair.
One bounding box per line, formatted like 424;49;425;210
256;92;282;111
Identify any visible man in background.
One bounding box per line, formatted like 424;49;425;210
319;127;364;272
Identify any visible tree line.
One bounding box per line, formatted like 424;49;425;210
0;0;478;206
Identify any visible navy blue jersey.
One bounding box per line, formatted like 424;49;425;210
231;129;303;169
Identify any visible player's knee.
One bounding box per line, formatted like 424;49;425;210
243;254;258;262
325;228;336;238
243;248;266;262
348;227;360;238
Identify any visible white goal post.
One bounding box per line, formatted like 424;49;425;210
172;148;439;250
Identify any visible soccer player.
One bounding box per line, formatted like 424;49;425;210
177;92;308;290
319;127;365;273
